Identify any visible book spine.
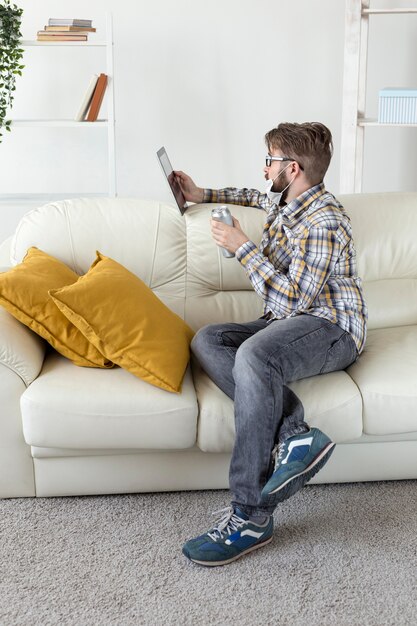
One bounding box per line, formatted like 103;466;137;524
48;19;92;26
38;31;88;37
45;26;96;32
75;74;99;122
37;36;88;41
86;73;108;122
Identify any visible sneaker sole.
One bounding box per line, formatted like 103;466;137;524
266;441;336;496
187;535;273;567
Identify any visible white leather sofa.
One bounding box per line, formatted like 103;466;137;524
1;192;417;499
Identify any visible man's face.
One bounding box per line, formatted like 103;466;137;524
264;148;292;200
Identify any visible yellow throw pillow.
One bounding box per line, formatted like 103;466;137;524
49;251;195;393
0;247;112;368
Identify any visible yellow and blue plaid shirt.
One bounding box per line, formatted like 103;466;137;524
204;182;367;354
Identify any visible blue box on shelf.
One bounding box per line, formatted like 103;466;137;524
378;88;417;124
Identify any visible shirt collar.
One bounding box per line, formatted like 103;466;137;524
281;182;326;221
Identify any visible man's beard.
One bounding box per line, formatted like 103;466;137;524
272;168;290;203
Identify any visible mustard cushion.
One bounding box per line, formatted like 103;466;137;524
0;247;112;368
49;251;194;393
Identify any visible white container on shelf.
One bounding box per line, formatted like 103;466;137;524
378;88;417;124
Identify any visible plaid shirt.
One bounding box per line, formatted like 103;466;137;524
204;182;367;354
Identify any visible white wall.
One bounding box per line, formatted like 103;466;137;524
0;0;416;242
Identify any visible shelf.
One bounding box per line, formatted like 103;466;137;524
11;119;109;127
10;13;116;198
358;118;417;127
341;0;417;192
0;193;110;203
20;40;107;47
362;8;417;14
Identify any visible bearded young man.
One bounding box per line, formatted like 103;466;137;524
175;122;368;567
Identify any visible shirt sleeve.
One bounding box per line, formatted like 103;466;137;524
204;187;270;211
235;226;342;317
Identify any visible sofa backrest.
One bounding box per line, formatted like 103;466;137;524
339;192;417;331
10;192;417;333
183;203;265;330
10;198;188;319
183;193;417;332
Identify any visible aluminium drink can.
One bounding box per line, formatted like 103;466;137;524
211;205;235;258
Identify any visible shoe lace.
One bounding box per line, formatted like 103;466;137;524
207;506;246;541
272;441;285;470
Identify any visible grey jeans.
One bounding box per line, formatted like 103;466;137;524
191;314;358;516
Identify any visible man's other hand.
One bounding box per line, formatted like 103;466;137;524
174;171;204;204
211;216;250;254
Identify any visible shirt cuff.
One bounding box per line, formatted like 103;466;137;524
235;240;260;266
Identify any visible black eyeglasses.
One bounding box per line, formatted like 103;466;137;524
265;155;304;171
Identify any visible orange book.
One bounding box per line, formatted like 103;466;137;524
86;73;108;122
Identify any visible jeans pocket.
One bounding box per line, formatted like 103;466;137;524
319;332;357;375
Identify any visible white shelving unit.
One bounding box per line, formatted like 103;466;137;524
340;0;417;193
4;13;116;199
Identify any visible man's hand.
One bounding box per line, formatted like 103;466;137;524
211;216;250;254
174;171;204;204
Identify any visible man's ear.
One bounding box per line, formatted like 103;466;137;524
291;160;301;176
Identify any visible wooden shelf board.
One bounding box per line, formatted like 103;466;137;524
11;119;109;127
20;40;107;47
362;8;417;14
359;118;417;127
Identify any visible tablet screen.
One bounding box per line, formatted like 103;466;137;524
157;147;187;215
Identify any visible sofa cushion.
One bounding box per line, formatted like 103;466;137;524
50;252;194;393
339;192;417;331
20;353;198;450
193;360;363;453
347;325;417;435
0;247;111;368
184;204;265;330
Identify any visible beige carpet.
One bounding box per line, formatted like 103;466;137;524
0;480;416;626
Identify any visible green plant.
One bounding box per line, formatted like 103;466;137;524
0;0;24;142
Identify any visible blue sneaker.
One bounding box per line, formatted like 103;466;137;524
182;506;273;567
261;428;335;504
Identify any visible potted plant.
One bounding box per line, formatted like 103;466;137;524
0;0;24;142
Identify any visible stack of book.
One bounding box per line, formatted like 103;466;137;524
75;73;108;122
37;18;95;42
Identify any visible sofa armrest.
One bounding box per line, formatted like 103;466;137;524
0;264;43;497
0;304;46;387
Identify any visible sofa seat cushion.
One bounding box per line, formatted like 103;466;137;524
347;325;417;436
193;361;363;453
20;353;198;450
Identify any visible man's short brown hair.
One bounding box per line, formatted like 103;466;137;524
265;122;333;186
